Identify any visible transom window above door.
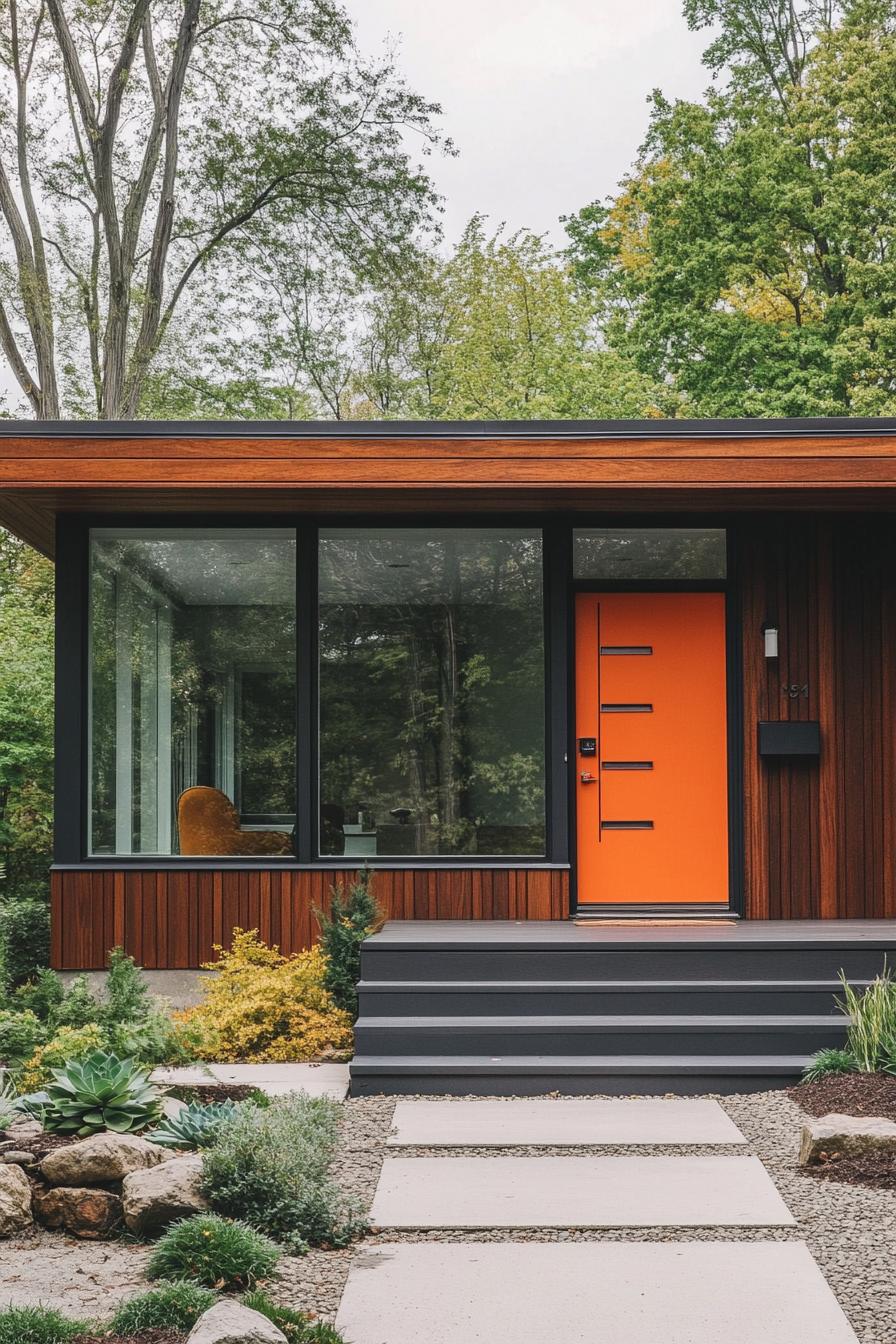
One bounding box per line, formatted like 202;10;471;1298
573;528;727;581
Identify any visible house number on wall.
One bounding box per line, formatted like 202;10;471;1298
782;683;809;700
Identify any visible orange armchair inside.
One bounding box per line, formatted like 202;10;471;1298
177;786;293;857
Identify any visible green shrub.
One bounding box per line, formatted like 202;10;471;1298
240;1292;345;1343
42;1049;163;1136
201;1094;364;1252
147;1100;239;1150
110;1280;217;1331
0;1306;85;1344
12;967;64;1022
47;975;104;1032
0;899;50;988
19;1023;108;1091
0;1008;46;1065
802;1047;857;1081
147;1213;279;1290
316;869;382;1017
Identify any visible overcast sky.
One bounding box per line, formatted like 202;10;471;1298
352;0;713;247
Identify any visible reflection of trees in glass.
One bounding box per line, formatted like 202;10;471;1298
319;531;545;856
573;529;726;580
90;535;296;855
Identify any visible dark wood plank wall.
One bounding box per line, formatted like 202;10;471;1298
50;868;570;970
739;515;896;919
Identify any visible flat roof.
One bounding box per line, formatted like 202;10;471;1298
3;415;896;439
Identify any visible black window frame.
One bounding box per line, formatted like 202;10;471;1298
56;512;565;872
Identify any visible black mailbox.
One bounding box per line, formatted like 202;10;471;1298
758;721;821;758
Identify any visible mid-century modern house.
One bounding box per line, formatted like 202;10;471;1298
2;416;896;1094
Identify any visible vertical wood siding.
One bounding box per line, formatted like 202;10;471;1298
739;515;896;919
50;868;570;970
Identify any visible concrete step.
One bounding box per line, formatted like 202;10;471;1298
353;1014;848;1058
362;944;890;983
349;1053;811;1097
356;978;855;1017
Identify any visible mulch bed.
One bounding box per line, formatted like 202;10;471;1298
789;1072;896;1192
788;1072;896;1121
802;1151;896;1192
0;1130;82;1157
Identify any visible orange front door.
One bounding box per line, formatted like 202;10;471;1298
575;592;729;906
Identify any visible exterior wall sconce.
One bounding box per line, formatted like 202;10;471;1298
762;624;779;659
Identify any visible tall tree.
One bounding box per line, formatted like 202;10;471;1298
0;0;445;419
567;1;896;416
353;218;670;419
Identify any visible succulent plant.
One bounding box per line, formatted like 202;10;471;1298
42;1049;163;1137
146;1099;239;1150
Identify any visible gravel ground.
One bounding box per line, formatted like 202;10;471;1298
2;1088;894;1343
269;1089;896;1344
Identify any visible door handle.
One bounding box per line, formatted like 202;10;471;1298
580;772;597;784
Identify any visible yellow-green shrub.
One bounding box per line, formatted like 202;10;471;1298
177;930;353;1063
20;1023;107;1091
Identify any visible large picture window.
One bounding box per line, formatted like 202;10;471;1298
318;528;546;857
89;529;296;856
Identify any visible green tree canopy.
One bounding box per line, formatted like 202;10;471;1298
0;0;446;420
566;0;896;416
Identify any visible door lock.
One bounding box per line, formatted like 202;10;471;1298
580;771;597;784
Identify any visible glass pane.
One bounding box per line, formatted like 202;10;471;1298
319;528;545;857
573;528;727;580
89;528;296;856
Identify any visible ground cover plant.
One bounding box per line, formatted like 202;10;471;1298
147;1213;280;1291
109;1282;217;1333
178;930;353;1063
0;1307;86;1344
240;1293;345;1344
200;1093;364;1252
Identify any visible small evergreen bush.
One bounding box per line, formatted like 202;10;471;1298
147;1213;280;1290
0;1306;84;1344
19;1023;107;1090
0;1007;46;1066
0;898;50;988
110;1280;217;1331
316;870;382;1017
240;1292;346;1343
201;1094;364;1251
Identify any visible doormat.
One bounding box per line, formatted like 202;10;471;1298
574;919;737;927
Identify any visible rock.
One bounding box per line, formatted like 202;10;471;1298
187;1301;287;1344
2;1151;35;1165
32;1185;122;1238
121;1152;208;1234
0;1163;33;1236
41;1132;166;1186
5;1120;43;1141
162;1096;187;1120
799;1112;896;1165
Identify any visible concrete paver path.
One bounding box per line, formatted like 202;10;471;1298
370;1154;794;1228
387;1096;746;1146
151;1061;349;1099
336;1242;859;1344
